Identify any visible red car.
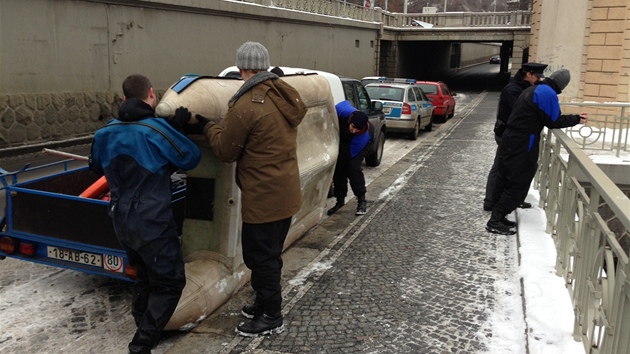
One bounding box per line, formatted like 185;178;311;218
415;81;456;123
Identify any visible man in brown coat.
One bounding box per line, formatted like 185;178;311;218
178;42;307;336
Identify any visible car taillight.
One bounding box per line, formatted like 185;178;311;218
19;242;36;256
402;103;412;114
0;236;17;254
125;264;137;280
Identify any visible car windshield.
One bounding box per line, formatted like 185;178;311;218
366;86;404;101
417;84;438;94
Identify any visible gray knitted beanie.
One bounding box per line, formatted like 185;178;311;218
236;42;270;70
549;69;571;91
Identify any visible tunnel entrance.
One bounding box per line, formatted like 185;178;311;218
378;40;518;91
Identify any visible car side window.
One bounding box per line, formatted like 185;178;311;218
356;83;371;112
413;87;426;101
342;81;358;108
406;88;417;102
441;85;450;96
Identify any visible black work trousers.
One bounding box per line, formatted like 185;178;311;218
484;134;502;208
332;149;368;201
492;151;538;216
121;226;186;348
242;217;292;316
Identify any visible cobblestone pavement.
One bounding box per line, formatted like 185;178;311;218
160;91;522;354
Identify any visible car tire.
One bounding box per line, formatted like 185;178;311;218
448;106;455;118
424;121;432;132
365;131;385;167
408;120;419;140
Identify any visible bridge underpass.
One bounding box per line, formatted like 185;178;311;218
378;26;530;88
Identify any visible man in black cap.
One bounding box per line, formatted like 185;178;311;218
483;62;548;213
327;100;373;216
486;69;587;235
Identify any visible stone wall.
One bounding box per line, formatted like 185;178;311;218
0;92;121;148
530;0;630;103
582;0;630;103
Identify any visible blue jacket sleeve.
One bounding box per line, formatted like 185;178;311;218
533;85;581;129
152;119;201;171
336;100;357;118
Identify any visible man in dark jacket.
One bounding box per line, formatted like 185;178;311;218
179;42;307;337
90;74;201;354
487;69;588;235
483;62;547;211
327;100;373;216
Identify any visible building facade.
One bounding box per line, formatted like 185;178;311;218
529;0;630;103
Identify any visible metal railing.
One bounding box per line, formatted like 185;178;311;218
560;102;630;158
535;127;630;353
239;0;532;27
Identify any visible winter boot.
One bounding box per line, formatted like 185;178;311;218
327;199;344;215
236;313;285;337
501;217;516;227
355;195;367;215
486;210;516;235
241;302;264;319
128;330;157;354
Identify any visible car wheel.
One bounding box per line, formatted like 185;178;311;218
408;120;419;140
365;131;385;167
424;120;432;132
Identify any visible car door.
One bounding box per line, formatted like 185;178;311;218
414;87;432;126
439;84;453;113
406;87;420;122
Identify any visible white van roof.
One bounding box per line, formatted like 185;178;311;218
218;66;345;104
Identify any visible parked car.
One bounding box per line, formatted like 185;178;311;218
218;66;387;167
489;54;501;64
366;81;433;140
415;81;456;123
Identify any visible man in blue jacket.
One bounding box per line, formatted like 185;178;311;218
327;100;373;216
483;62;547;211
487;69;587;235
90;74;201;354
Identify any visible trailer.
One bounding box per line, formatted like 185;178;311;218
0;160;186;281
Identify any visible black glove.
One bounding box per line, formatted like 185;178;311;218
183;114;211;135
168;106;192;131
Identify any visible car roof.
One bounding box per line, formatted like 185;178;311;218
218;66;346;104
416;80;445;85
366;82;414;89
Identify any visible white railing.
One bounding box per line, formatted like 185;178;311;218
239;0;532;27
535;127;630;354
560;102;630;158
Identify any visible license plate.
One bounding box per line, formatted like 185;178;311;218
47;246;103;267
383;107;391;114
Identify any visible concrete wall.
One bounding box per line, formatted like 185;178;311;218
460;43;501;67
0;0;379;148
0;0;534;149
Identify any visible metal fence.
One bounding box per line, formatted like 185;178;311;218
535;127;630;353
560;102;630;158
